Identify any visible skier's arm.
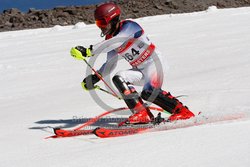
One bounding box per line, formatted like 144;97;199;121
92;30;143;56
97;50;118;77
70;34;131;60
81;53;117;91
71;20;144;59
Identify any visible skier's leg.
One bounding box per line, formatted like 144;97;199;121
141;87;194;121
112;69;154;124
140;53;194;121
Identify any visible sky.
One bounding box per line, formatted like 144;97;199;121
0;0;107;13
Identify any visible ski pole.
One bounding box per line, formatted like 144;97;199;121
96;86;123;100
83;59;120;99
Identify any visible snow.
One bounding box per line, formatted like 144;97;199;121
73;22;87;29
206;5;218;12
1;7;250;167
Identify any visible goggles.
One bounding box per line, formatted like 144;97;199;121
95;19;108;28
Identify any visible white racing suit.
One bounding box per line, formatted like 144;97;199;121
92;20;187;121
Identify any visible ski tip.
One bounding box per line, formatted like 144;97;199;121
53;127;61;130
53;127;61;134
44;135;60;139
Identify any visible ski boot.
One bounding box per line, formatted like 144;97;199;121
141;88;195;122
113;75;155;126
127;103;154;124
167;103;195;122
118;102;154;126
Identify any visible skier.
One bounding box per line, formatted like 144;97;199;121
70;2;195;124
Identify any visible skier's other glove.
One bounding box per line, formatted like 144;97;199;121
70;45;93;60
81;73;100;90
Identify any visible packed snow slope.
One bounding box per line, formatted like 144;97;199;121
1;6;250;167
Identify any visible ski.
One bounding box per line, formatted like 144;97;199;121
46;128;94;139
46;105;245;139
45;106;165;139
93;126;151;138
94;112;246;138
45;107;128;139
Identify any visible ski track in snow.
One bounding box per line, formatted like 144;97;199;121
0;6;250;167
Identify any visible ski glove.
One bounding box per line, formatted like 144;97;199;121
70;45;93;60
81;73;100;90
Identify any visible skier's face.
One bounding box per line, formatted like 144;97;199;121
100;24;112;35
95;19;112;35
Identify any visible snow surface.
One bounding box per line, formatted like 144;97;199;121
1;6;250;167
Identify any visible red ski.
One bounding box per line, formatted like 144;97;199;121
45;106;165;139
93;127;151;138
93;112;246;138
45;107;128;139
45;128;94;139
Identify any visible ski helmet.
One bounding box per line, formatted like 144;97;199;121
94;3;121;36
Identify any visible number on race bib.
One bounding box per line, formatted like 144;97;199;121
131;48;140;56
123;53;133;61
123;48;140;62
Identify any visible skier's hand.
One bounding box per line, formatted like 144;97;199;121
70;45;93;60
81;74;100;90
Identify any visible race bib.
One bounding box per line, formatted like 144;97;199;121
117;35;155;67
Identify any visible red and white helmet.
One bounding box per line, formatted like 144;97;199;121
94;3;121;36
